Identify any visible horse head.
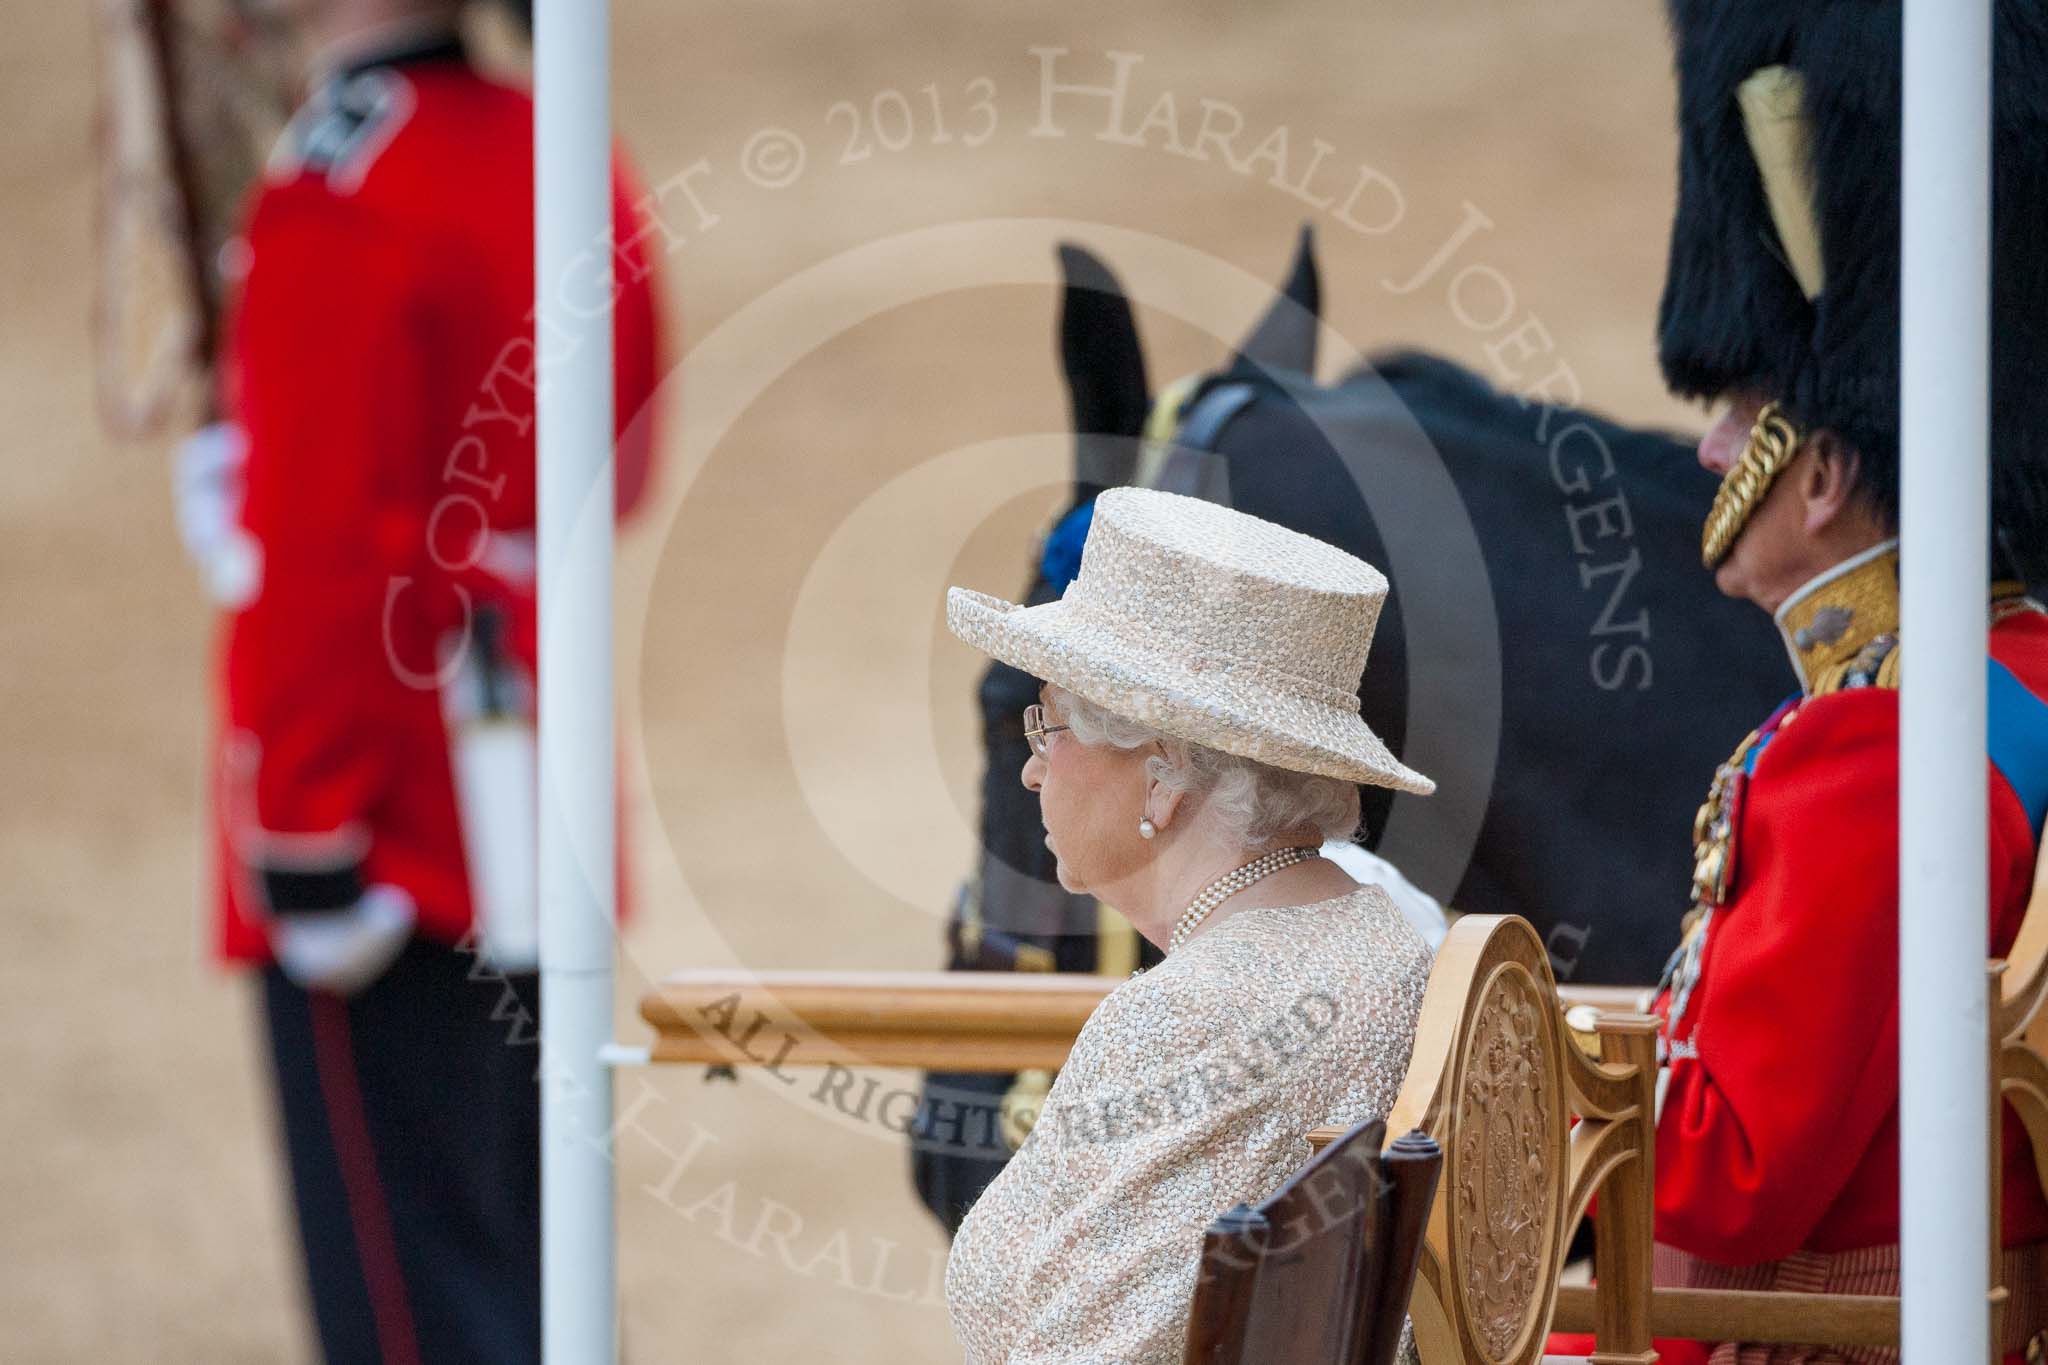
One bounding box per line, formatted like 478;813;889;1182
1036;227;1787;983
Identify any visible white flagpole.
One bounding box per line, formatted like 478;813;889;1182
1899;0;1993;1358
534;0;617;1359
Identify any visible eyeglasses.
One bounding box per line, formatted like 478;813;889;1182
1022;703;1070;758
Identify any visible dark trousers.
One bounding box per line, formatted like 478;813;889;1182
260;936;541;1365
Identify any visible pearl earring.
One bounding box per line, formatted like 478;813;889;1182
1138;819;1157;839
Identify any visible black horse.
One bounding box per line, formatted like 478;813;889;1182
911;230;1789;1230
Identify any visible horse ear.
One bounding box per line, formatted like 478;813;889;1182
1058;243;1151;440
1233;223;1320;377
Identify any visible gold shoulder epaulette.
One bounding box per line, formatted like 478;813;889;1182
1818;590;2048;694
1812;632;1900;695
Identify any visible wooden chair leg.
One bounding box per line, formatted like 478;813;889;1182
1590;1016;1660;1365
1408;1269;1459;1365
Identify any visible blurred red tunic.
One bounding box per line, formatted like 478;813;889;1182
210;38;664;963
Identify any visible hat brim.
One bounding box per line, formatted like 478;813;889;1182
946;587;1435;795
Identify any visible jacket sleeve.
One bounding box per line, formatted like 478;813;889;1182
222;195;435;913
1653;688;2033;1262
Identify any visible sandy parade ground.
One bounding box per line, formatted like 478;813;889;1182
1;1;1700;1358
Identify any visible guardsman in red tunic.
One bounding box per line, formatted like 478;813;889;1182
173;2;664;1359
1550;4;2048;1363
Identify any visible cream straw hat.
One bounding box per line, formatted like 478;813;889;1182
946;487;1433;794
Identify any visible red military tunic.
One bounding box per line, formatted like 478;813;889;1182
210;33;664;963
1653;629;2048;1262
1553;550;2048;1365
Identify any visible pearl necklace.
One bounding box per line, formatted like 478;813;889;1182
1166;846;1319;954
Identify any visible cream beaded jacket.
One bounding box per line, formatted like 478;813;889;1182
945;885;1432;1363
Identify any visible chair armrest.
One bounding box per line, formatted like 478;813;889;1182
638;969;1115;1071
1556;984;1657;1013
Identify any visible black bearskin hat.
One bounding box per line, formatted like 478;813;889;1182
1658;0;2048;580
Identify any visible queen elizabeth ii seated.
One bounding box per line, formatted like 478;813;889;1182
942;487;1435;1363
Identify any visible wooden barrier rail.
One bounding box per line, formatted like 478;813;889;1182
638;967;1648;1073
640;969;1113;1071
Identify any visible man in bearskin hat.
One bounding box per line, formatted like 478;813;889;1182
1549;4;2048;1363
171;0;664;1359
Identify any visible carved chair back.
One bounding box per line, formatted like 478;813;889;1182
1182;1117;1443;1365
1341;914;1660;1365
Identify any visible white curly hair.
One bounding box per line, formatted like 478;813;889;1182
1046;684;1363;847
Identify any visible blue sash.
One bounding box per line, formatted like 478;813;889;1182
1734;661;2048;839
1988;658;2048;838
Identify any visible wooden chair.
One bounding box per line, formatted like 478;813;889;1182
1292;916;1660;1365
2002;858;2048;1240
1182;1119;1442;1365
